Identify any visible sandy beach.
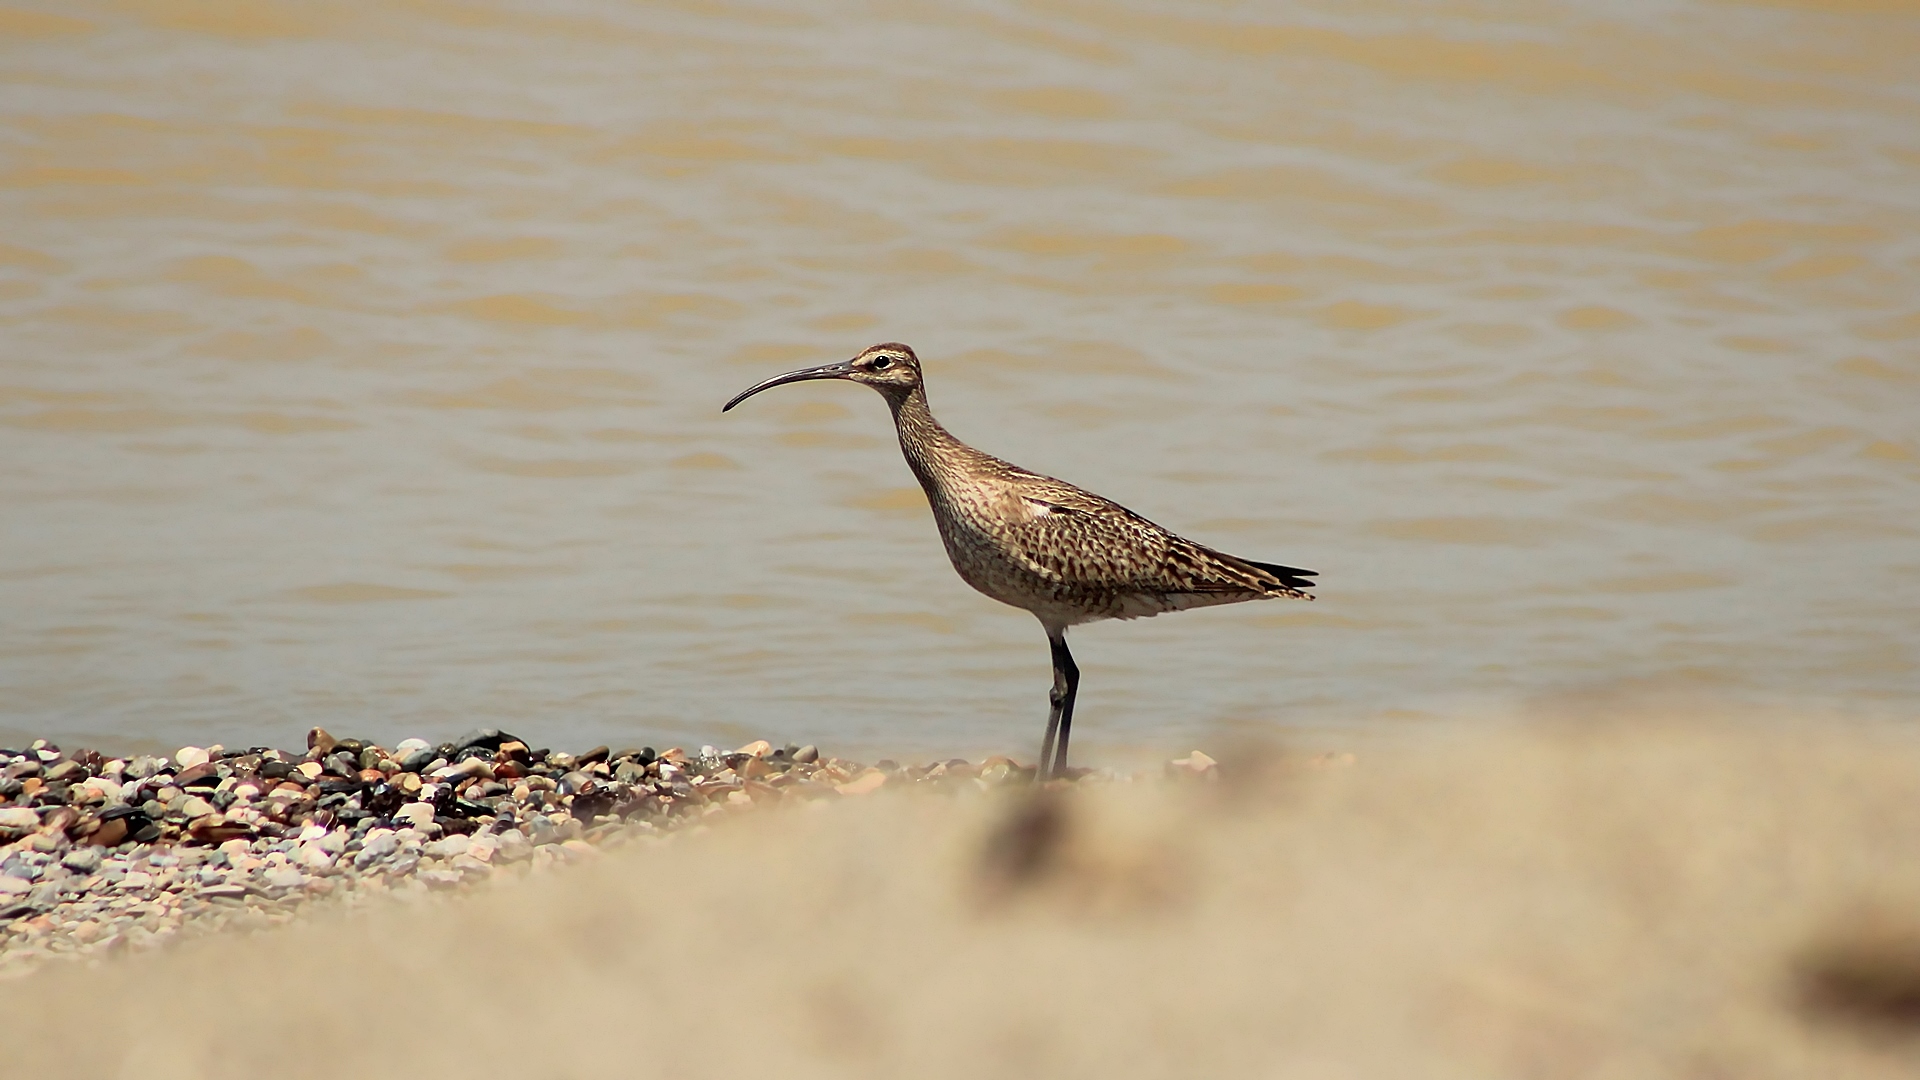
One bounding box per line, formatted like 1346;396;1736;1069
5;714;1920;1078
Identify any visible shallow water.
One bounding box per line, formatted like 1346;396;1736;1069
1;0;1916;759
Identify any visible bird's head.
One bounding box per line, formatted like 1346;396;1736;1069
723;342;922;412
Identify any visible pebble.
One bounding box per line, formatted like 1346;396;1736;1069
0;808;39;836
431;758;493;782
1167;750;1220;778
0;730;1162;978
263;868;306;890
352;833;400;870
835;770;889;796
418;870;462;891
495;830;532;863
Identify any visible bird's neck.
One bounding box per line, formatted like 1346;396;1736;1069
883;384;969;497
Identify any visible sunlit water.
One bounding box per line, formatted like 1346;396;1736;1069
2;0;1916;760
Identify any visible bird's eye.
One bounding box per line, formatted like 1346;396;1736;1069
870;357;893;370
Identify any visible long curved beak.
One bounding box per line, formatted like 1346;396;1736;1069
721;361;856;412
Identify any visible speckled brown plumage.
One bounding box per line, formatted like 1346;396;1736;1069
724;342;1318;779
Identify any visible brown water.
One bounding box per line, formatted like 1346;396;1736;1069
2;0;1917;759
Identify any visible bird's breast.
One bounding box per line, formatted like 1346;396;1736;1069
921;490;1109;623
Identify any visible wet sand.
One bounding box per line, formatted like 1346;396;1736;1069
5;714;1918;1079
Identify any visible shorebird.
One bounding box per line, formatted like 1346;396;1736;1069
723;343;1316;780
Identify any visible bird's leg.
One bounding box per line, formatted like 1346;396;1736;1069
1040;633;1079;781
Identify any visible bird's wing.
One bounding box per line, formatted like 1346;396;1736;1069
992;474;1310;598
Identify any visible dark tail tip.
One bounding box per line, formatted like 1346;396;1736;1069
1246;560;1318;591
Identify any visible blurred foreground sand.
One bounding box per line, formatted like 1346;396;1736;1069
7;717;1920;1079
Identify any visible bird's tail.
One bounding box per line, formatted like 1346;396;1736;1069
1244;559;1318;594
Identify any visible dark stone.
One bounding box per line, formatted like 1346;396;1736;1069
363;781;404;817
572;789;616;821
453;745;494;764
451;729;523;753
322;752;359;778
398;748;435;773
260;759;294;780
333;738;366;757
88;817;129;847
576;746;610;766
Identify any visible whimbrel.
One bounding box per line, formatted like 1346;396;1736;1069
723;343;1316;779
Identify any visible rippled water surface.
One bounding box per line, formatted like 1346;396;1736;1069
3;0;1917;758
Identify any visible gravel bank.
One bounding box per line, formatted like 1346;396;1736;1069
1;727;1176;974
